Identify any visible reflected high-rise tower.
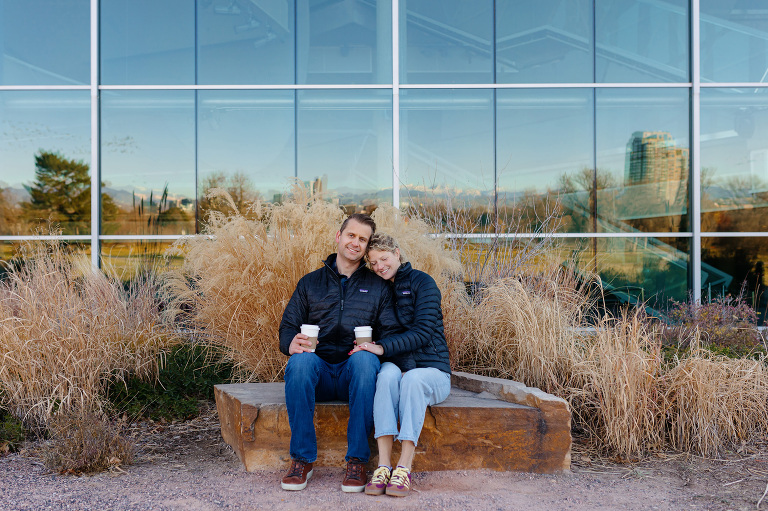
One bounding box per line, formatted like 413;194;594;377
625;131;689;209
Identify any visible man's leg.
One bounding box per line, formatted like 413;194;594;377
284;352;325;463
341;350;381;462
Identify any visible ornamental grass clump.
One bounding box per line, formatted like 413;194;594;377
0;238;178;434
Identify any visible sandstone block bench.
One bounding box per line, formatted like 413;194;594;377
214;371;571;474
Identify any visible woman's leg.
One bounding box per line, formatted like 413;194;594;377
393;368;451;469
372;362;402;467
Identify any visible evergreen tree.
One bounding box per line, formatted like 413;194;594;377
21;151;119;233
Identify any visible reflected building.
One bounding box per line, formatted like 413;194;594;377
625;131;689;212
2;1;768;318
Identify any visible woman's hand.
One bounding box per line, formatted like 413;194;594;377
349;341;384;356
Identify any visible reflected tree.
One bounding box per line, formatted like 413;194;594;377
198;170;261;228
21;151;118;234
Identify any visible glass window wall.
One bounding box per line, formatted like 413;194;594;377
496;88;594;233
399;89;494;229
595;0;689;83
100;0;195;85
400;0;493;84
595;87;690;234
0;91;91;235
701;0;768;83
298;0;392;84
100;90;196;236
496;0;593;84
296;89;392;214
197;90;295;227
0;0;89;86
701;88;768;233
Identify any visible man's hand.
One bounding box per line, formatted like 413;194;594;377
289;333;315;354
349;342;384;356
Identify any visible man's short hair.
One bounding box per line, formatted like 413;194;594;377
339;213;376;236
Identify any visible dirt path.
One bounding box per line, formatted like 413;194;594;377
1;407;767;511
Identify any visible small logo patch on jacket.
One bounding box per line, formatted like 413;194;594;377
359;289;368;293
402;290;411;295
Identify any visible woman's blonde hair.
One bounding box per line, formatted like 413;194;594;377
367;232;405;263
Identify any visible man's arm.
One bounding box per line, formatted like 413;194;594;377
279;278;309;356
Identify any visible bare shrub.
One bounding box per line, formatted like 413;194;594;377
40;409;134;474
0;238;178;433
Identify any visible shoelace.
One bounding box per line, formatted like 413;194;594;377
346;462;364;481
389;467;410;487
370;467;390;484
287;461;305;478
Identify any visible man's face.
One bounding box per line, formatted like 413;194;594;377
335;219;372;266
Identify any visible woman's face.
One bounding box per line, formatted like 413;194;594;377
368;248;400;281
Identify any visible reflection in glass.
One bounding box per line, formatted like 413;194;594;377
401;0;493;84
496;0;593;84
0;91;90;235
701;236;768;320
568;236;689;314
701;0;768;83
198;90;295;227
297;89;392;214
595;0;689;83
596;88;690;234
0;1;89;85
100;90;196;236
198;0;295;84
298;0;392;84
701;89;768;233
101;0;195;85
399;89;493;229
101;241;182;281
496;88;593;233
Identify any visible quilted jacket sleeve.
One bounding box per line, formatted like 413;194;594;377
377;271;442;358
279;276;309;356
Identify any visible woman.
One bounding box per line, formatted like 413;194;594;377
349;233;451;498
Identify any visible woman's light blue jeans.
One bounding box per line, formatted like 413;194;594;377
373;362;451;446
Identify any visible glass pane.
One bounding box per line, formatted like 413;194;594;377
496;88;593;233
298;0;392;84
400;0;493;84
101;0;195;85
595;0;689;83
701;88;768;233
595;88;690;234
701;0;768;83
198;90;295;227
198;0;295;84
0;91;91;235
570;236;689;315
701;236;768;321
496;0;593;84
297;89;392;214
0;241;91;279
101;90;196;236
0;0;89;85
399;89;493;229
101;241;182;281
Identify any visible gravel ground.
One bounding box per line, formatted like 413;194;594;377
1;406;767;511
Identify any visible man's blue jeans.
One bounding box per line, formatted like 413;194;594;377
284;350;380;463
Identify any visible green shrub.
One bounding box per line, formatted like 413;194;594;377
0;407;26;453
107;343;233;421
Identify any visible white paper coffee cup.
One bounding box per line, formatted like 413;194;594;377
354;326;373;346
300;324;319;352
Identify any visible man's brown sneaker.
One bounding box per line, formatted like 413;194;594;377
341;459;367;492
385;466;411;497
281;459;313;491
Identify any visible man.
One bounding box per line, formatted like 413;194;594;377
278;213;399;492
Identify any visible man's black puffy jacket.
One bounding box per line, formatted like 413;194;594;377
279;254;401;364
378;262;451;374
